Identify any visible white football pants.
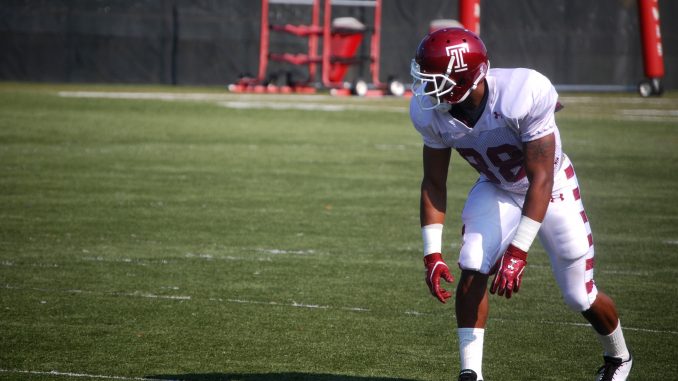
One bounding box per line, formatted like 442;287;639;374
458;156;598;311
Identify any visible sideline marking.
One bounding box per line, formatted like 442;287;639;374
219;297;369;312
558;96;678;105
56;91;406;113
57;90;337;102
256;248;317;255
2;284;192;301
4;284;676;335
0;369;170;381
57;90;678;117
217;100;405;113
494;318;678;335
56;91;678;107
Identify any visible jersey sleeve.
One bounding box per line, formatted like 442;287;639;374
409;97;448;149
518;71;559;142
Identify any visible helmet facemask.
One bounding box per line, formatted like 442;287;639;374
410;59;456;111
411;58;489;112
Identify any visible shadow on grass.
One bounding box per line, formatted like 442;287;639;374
146;373;420;381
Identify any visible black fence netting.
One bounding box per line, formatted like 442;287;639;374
1;0;675;89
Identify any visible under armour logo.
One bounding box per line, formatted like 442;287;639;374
493;112;502;119
550;193;564;202
445;43;469;74
507;259;518;270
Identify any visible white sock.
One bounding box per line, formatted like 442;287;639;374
596;320;630;360
458;328;484;380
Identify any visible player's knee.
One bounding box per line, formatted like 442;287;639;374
459;235;501;274
458;270;489;290
562;290;591;312
459;243;485;272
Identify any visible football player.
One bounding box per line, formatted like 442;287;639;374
410;28;632;381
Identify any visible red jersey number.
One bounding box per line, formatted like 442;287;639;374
457;144;526;184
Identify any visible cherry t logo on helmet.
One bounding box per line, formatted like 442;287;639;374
445;43;469;73
411;28;490;111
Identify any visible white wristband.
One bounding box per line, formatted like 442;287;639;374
511;216;541;252
422;224;443;256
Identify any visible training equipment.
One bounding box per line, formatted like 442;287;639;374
596;355;633;381
637;0;664;96
423;253;454;303
230;0;405;96
410;27;489;108
490;244;527;298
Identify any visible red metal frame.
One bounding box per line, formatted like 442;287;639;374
257;0;270;82
258;0;322;87
232;0;386;95
321;0;382;88
459;0;481;34
370;0;382;87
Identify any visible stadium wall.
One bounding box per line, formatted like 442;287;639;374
1;0;675;91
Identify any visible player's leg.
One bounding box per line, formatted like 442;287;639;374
539;163;632;380
583;291;633;380
455;270;489;381
582;291;620;334
455;180;522;381
456;270;489;328
543;246;632;380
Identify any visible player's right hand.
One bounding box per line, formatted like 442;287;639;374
490;244;528;299
424;253;454;303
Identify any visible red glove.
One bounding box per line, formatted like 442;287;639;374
424;253;454;303
490;244;528;299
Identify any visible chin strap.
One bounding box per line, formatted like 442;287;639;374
435;103;452;112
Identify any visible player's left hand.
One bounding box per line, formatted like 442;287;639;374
490;244;528;299
424;253;454;303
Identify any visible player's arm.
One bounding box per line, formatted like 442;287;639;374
421;145;451;226
420;145;455;303
491;133;555;298
521;133;556;222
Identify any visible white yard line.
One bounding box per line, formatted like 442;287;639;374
216;100;405;113
4;284;676;335
558;95;678;106
2;284;192;301
57;90;678;117
495;318;678;335
56;91;678;107
6;257;654;277
118;291;192;300
0;369;170;381
620;109;678;116
613;115;678;123
216;297;369;312
57;90;678;118
255;248;317;255
56;91;407;113
57;90;338;102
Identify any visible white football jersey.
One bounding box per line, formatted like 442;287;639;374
410;68;566;194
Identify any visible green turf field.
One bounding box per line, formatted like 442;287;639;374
1;82;677;381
